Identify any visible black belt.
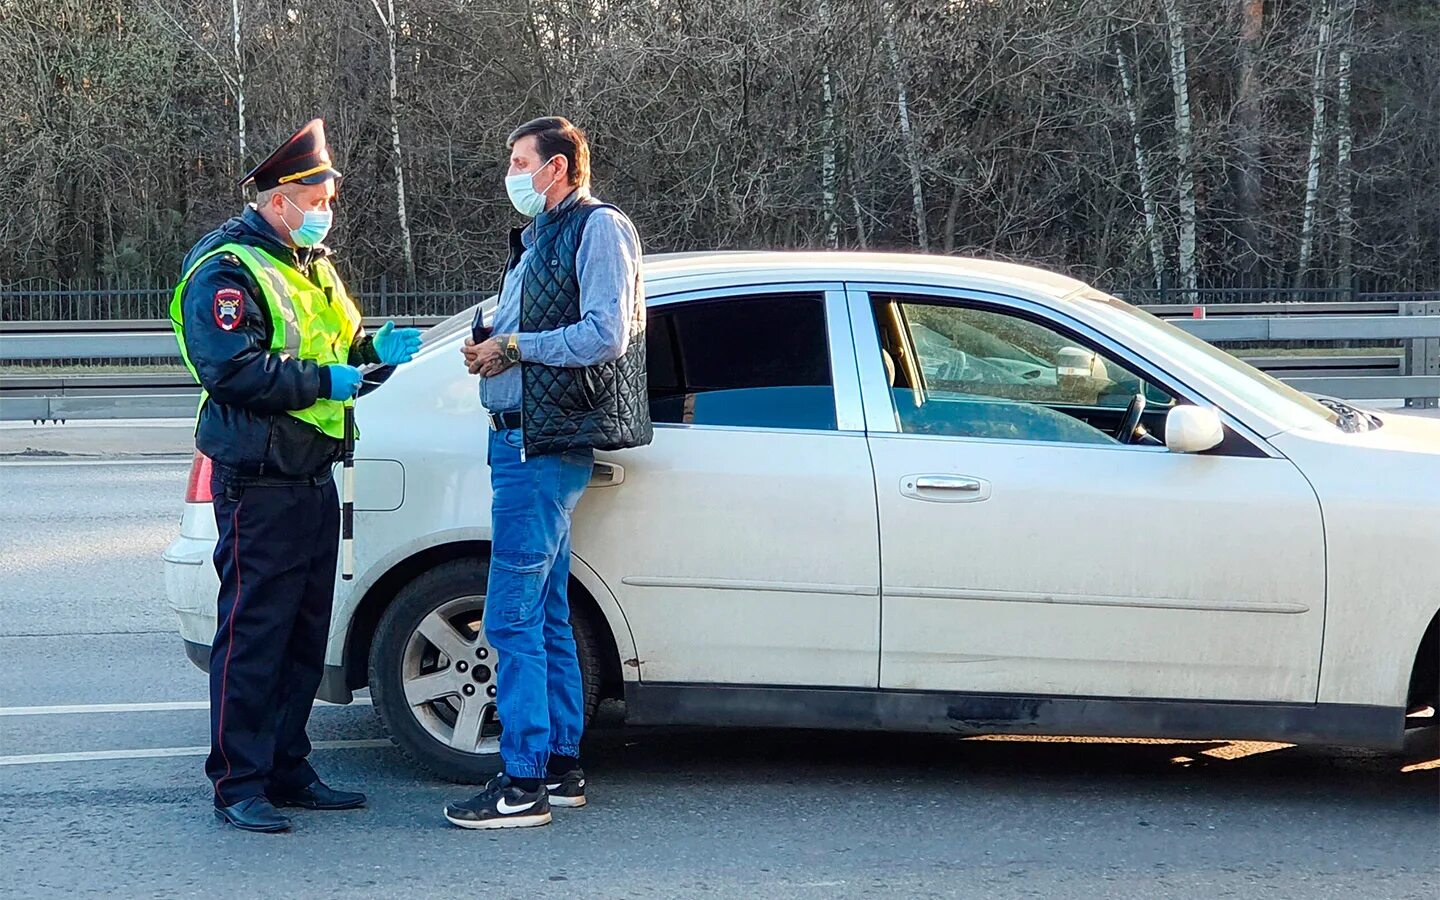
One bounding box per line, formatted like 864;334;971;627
488;410;523;431
214;462;333;487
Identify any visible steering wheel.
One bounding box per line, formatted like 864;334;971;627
1115;393;1146;444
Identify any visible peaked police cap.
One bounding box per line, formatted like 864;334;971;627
239;118;342;191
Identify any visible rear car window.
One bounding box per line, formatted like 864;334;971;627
647;294;836;430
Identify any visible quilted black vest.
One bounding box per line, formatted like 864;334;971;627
510;196;653;456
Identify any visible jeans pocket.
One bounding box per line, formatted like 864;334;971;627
487;550;548;625
502;429;524;450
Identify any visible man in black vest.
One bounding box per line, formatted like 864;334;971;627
445;117;651;829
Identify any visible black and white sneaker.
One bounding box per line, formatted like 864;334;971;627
545;768;587;808
443;775;551;830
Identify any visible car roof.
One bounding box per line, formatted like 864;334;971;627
640;251;1091;300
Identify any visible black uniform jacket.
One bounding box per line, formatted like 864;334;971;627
178;206;379;478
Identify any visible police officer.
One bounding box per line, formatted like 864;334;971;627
170;119;423;833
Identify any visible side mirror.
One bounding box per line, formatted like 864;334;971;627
1165;405;1224;454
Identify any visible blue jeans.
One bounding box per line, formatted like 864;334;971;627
485;428;594;780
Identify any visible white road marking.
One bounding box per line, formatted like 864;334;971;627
0;698;372;717
0;739;391;768
0;458;189;468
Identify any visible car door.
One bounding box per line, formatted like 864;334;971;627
570;284;881;687
848;284;1326;703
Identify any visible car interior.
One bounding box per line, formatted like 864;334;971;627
871;296;1175;446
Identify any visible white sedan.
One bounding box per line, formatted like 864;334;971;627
164;252;1440;780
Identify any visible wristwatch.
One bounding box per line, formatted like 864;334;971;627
501;334;521;366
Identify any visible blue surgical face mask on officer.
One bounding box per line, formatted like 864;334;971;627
505;156;561;218
282;195;334;247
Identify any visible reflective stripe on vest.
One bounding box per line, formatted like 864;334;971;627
170;241;361;440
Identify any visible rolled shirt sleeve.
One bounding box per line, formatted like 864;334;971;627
514;208;640;367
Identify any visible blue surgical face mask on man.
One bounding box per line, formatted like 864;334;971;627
282;195;334;247
505;156;561;218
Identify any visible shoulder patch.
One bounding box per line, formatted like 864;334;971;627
213;288;245;331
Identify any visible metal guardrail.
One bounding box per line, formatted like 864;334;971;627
3;304;1439;420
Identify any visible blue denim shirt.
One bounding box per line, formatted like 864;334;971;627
480;191;642;413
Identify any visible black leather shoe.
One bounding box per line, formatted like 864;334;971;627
214;796;292;833
269;779;367;811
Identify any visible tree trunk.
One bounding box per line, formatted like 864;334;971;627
943;179;962;254
372;0;416;284
1232;0;1263;273
819;0;839;249
1295;0;1334;290
1115;35;1166;289
1160;0;1198;296
230;0;246;168
1334;0;1357;288
882;3;927;251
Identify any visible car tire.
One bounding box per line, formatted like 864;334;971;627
367;556;603;783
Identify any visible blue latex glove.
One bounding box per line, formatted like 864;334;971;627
373;321;423;366
326;364;364;401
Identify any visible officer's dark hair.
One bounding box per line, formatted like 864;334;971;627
507;117;590;187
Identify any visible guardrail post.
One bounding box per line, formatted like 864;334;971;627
379;273;389;319
1412;300;1440;409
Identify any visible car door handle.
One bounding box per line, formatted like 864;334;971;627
901;474;991;503
915;476;982;492
590;460;625;487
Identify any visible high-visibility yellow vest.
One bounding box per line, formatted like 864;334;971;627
170;242;361;440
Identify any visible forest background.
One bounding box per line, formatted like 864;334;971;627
2;0;1436;303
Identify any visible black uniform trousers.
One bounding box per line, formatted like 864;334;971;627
206;467;339;807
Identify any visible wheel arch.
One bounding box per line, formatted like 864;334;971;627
342;540;634;701
1407;608;1439;713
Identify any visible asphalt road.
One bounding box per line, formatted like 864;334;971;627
0;457;1436;900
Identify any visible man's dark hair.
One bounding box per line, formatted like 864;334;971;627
507;116;590;187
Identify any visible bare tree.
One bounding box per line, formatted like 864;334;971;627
1115;32;1166;289
1232;0;1264;270
1333;0;1357;287
1160;0;1198;295
371;0;416;284
1295;0;1335;288
881;1;927;251
230;0;246;166
819;0;839;249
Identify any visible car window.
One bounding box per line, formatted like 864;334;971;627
873;297;1175;444
647;294;836;430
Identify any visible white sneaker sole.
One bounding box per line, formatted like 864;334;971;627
444;808;552;829
548;795;587;808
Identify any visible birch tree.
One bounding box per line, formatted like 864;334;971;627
882;2;927;251
230;0;246;166
1333;0;1357;287
1295;0;1335;289
1115;34;1166;289
819;0;839;249
371;0;416;284
1160;0;1198;295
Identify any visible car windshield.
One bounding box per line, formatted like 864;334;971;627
1077;289;1341;432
